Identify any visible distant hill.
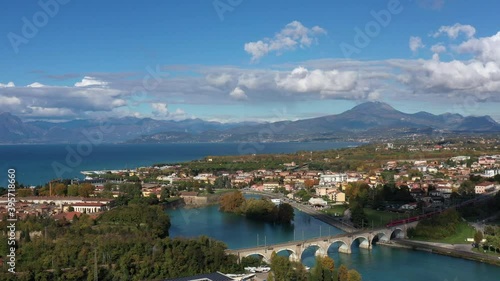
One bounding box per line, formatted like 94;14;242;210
132;101;500;143
1;102;499;144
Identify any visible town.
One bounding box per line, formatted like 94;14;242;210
2;139;500;226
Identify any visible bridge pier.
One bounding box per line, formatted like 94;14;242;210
315;247;328;257
338;244;351;254
289;253;299;262
359;239;372;250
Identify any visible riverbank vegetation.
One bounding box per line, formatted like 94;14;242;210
478;225;500;255
268;253;362;281
219;191;294;223
407;209;475;243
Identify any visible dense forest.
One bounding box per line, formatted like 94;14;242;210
0;202;241;281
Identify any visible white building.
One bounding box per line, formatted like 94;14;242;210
319;173;348;186
308;197;328;206
71;202;108;213
484;169;500;178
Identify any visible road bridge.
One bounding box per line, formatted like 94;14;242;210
227;222;418;263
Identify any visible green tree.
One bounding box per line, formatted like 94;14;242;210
17;188;33;197
160;187;170;201
350;204;368;228
474;230;484;247
311;256;335;281
78;183;94;197
348;269;362;281
53;183;67;196
219;191;245;213
320;256;335;272
270;251;292;281
338;265;348;281
277;203;295;223
67;184;79;196
459;180;475;195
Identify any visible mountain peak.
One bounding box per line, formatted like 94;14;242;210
349;101;397;113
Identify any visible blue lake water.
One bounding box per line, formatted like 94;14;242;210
0;142;358;186
167;201;500;281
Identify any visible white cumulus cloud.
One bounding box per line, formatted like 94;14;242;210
275;66;357;96
244;21;326;62
27;82;46;88
431;43;446;53
409;36;425;53
151;102;169;116
0;82;15;88
75;76;109;87
433;23;476;39
229;87;248;100
457;31;500;63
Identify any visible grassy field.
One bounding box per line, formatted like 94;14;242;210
213;189;236;194
411;221;476;244
364;209;401;228
323;205;405;228
323;205;348;216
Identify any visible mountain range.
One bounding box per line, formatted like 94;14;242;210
1;102;499;144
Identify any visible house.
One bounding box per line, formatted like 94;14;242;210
331;191;346;203
410;188;425;199
475;182;495;194
478;156;496;165
53;211;82;222
263;182;280;191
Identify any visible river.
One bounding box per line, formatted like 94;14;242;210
167;199;500;281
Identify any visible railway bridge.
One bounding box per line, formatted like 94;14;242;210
227;221;418;263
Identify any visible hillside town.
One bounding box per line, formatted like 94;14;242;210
2;144;500;223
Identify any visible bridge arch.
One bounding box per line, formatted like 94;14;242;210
351;235;371;250
371;232;388;245
274;248;299;262
243;253;269;264
275;248;296;256
390;228;405;239
326;239;350;254
300;243;328;262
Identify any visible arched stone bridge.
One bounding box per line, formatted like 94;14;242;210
227;222;418;263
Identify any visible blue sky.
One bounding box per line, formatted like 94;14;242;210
1;0;500;122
